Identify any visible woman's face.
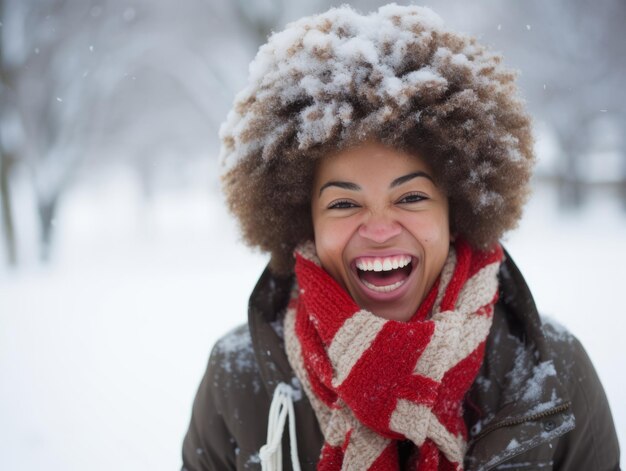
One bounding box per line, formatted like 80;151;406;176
311;142;451;322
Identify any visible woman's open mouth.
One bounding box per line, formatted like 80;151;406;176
354;254;414;294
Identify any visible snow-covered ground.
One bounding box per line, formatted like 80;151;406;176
1;172;624;470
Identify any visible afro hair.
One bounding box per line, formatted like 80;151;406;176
220;4;535;274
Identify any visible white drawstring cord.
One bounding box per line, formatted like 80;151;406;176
259;382;301;471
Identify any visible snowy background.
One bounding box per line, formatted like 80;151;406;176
1;0;624;469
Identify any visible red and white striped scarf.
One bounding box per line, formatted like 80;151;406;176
284;239;503;470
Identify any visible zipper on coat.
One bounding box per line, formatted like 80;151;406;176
470;401;571;445
467;401;572;471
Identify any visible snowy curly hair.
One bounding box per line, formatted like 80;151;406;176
221;4;534;274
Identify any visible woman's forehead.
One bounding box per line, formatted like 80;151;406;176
314;141;434;183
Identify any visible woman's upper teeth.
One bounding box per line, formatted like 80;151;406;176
355;255;411;272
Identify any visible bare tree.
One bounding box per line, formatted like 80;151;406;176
3;0;243;262
3;0;103;259
0;0;18;265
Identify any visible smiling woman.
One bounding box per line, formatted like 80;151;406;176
181;4;620;471
311;143;450;321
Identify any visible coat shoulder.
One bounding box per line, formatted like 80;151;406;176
539;314;601;393
539;315;579;375
538;315;621;470
210;324;261;380
540;315;576;349
182;324;271;471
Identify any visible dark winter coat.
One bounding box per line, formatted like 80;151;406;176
181;252;620;471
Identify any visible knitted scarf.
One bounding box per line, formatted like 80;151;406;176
284;239;503;471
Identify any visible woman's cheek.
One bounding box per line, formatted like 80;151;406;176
314;218;353;277
317;214;351;241
408;213;448;245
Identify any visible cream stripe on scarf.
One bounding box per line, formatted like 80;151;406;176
413;261;500;381
324;404;354;447
389;399;465;465
284;307;333;430
328;310;387;387
427;415;466;464
433;248;457;313
389;399;431;445
343;422;390;470
455;262;500;314
412;310;492;381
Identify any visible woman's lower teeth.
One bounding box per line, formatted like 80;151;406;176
362;279;406;293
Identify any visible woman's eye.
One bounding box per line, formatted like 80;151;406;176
398;192;427;204
328;200;358;210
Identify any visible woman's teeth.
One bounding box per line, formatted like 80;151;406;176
355;255;411;272
355;255;413;293
361;278;406;293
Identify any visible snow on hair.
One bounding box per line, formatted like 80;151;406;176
220;4;534;274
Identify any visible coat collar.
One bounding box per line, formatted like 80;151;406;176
248;268;295;397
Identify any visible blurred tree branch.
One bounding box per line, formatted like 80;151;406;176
0;0;17;265
232;0;284;45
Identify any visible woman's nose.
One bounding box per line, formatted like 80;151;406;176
358;212;402;244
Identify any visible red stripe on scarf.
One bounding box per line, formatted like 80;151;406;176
318;443;343;471
468;243;504;279
295;303;337;407
434;342;488;438
370;443;400;470
440;240;472;312
336;320;437;436
295;255;359;345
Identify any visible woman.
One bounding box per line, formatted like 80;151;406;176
182;5;620;470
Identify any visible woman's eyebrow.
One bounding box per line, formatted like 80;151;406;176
319;172;433;196
390;171;434;188
318;181;361;196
